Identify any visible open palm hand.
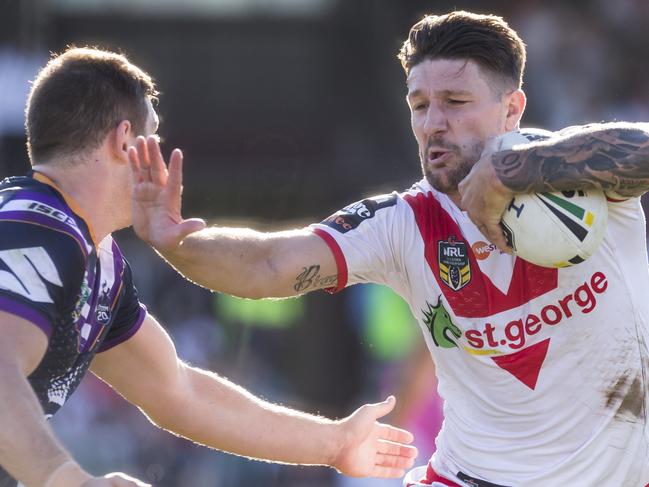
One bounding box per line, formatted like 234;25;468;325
128;136;205;252
333;396;418;479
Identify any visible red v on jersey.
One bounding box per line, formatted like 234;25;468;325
404;191;557;388
404;192;558;318
492;338;550;390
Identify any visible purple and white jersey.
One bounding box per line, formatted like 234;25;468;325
0;173;146;414
0;173;145;483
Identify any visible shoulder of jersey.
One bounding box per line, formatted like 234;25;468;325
0;176;92;256
319;191;400;234
402;178;454;210
404;178;433;196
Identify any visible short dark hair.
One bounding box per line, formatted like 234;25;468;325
26;47;157;163
398;11;526;90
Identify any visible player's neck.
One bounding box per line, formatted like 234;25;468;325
31;153;126;243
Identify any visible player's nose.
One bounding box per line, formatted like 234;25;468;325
422;105;448;135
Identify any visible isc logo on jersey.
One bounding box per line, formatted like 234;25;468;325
0;199;80;230
321;194;398;234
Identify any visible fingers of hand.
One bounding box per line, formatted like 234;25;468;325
146;135;167;186
167;149;184;195
457;177;468;195
373;438;417;477
377;439;418;459
131;136;153;184
128;146;141;179
366;395;396;420
490;226;512;253
174;219;207;242
476;221;510;253
371;446;416;480
375;449;417;470
136;136;150;169
377;422;414;445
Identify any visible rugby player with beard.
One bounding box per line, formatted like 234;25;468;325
130;11;649;487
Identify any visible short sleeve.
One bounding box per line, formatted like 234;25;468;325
311;193;408;292
0;220;86;338
97;259;146;352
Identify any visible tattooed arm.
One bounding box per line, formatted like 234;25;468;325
458;122;649;250
494;122;649;197
156;227;338;298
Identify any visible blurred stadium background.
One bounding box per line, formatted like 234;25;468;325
1;0;649;485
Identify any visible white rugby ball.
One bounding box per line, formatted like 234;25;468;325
496;131;608;268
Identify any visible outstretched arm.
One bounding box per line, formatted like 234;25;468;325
0;312;150;487
129;136;337;298
458;122;649;249
91;314;417;478
0;311;81;487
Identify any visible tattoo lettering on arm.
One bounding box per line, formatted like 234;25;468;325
493;125;649;197
294;265;338;293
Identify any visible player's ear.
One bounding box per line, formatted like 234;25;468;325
504;89;526;132
112;119;132;163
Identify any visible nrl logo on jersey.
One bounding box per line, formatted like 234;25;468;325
438;236;471;291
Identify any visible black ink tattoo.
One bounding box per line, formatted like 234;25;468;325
294;265;338;292
493;124;649;197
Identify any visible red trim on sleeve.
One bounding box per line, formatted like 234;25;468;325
311;227;348;294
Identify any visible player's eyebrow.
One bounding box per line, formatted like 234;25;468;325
436;89;472;97
407;89;473;100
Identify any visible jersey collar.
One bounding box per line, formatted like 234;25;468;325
32;171;100;247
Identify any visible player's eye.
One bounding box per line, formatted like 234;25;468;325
447;99;469;106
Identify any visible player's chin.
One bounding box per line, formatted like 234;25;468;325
425;171;458;195
427;163;473;192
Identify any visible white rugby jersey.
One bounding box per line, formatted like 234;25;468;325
312;144;649;486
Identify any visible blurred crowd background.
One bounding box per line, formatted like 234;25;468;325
1;0;649;485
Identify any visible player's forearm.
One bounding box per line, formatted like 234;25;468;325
493;122;649;197
0;364;89;486
160;226;261;294
148;365;340;466
159;227;309;298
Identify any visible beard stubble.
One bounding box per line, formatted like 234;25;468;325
421;138;484;194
